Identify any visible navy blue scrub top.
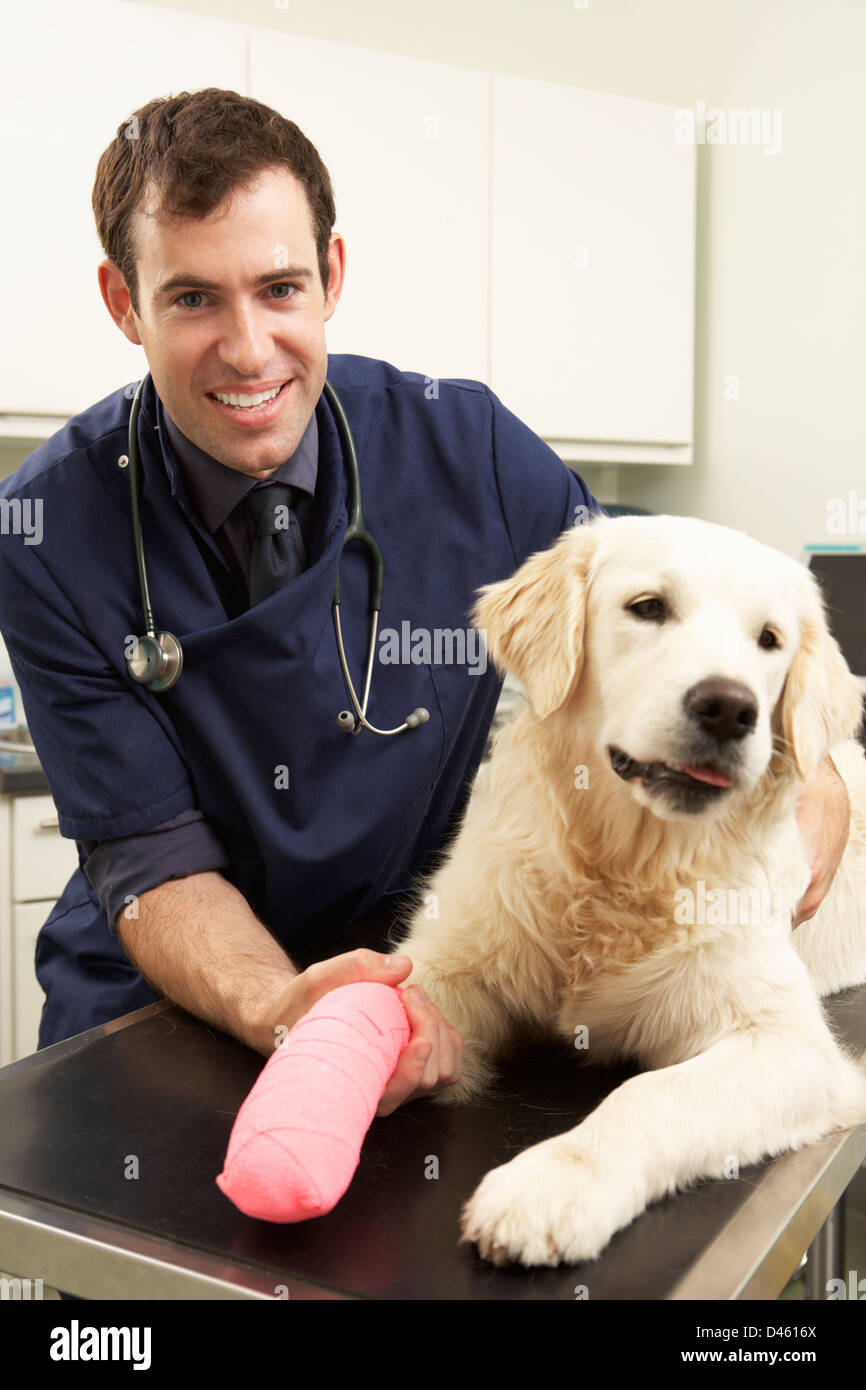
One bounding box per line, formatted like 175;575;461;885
0;354;601;1049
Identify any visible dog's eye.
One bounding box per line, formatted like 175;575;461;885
758;626;781;651
628;597;666;621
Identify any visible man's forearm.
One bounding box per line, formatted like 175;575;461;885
117;870;298;1053
792;753;851;927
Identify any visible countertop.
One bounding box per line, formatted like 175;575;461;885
0;743;49;794
0;983;864;1299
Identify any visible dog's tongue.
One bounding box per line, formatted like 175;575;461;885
681;763;733;787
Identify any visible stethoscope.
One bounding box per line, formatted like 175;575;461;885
117;373;429;737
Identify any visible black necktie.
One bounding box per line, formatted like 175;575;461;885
246;482;306;606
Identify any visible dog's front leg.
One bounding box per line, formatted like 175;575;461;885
389;948;518;1104
460;1028;866;1268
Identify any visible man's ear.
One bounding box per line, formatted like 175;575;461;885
470;521;603;720
775;573;864;783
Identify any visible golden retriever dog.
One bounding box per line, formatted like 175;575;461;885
391;514;866;1268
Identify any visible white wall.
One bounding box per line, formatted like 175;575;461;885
618;1;866;560
8;0;865;558
129;0;866;556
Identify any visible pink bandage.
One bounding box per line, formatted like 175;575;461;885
216;981;411;1223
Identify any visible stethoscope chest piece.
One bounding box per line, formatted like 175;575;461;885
127;631;183;692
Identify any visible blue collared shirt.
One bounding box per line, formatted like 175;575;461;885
78;399;320;933
158;394;318;583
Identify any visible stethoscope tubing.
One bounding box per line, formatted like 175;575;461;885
121;373;428;735
123;375;158;641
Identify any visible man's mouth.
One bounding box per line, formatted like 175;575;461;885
609;745;734;794
206;379;292;423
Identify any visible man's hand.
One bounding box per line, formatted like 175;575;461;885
793;755;850;928
377;979;464;1117
258;948;463;1113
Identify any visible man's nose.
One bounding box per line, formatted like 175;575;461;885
217;306;273;367
683;677;758;742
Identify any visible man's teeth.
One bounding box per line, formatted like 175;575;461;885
212;385;282;408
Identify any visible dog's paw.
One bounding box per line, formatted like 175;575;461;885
431;1040;497;1106
431;1074;487;1106
458;1137;634;1268
431;1082;470;1106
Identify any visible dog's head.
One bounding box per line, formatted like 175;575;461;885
471;514;863;822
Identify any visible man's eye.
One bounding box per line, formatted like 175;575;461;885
627;596;666;621
174;284;298;309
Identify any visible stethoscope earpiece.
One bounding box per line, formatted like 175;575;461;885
337;706;429;735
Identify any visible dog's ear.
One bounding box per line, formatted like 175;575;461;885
776;572;864;783
470;521;602;720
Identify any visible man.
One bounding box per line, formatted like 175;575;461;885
0;88;849;1122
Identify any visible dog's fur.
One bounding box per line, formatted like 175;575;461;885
391;514;866;1268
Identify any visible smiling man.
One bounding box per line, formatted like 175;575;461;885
0;87;600;1099
0;88;848;1113
122;167;332;482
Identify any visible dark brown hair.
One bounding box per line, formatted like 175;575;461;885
92;87;336;316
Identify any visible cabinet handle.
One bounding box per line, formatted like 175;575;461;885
37;816;60;831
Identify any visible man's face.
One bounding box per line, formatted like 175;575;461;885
104;166;344;479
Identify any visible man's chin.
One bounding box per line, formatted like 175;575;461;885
196;423;300;477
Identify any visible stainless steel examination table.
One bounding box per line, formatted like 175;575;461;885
0;925;864;1300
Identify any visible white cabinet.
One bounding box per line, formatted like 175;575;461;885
12;901;52;1064
249;32;490;384
0;4;695;461
490;74;696;463
0;793;79;1064
12;796;74;903
0;0;248;417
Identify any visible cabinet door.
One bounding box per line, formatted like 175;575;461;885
250;32;489;384
13;900;49;1060
490;74;696;459
13;795;79;903
0;0;247;416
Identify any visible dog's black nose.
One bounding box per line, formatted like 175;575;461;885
683;678;758;742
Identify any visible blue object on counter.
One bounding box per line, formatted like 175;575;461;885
0;683;15;726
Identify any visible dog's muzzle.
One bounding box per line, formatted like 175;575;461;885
608;744;735;811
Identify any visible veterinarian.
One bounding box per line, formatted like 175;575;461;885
0;89;850;1121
